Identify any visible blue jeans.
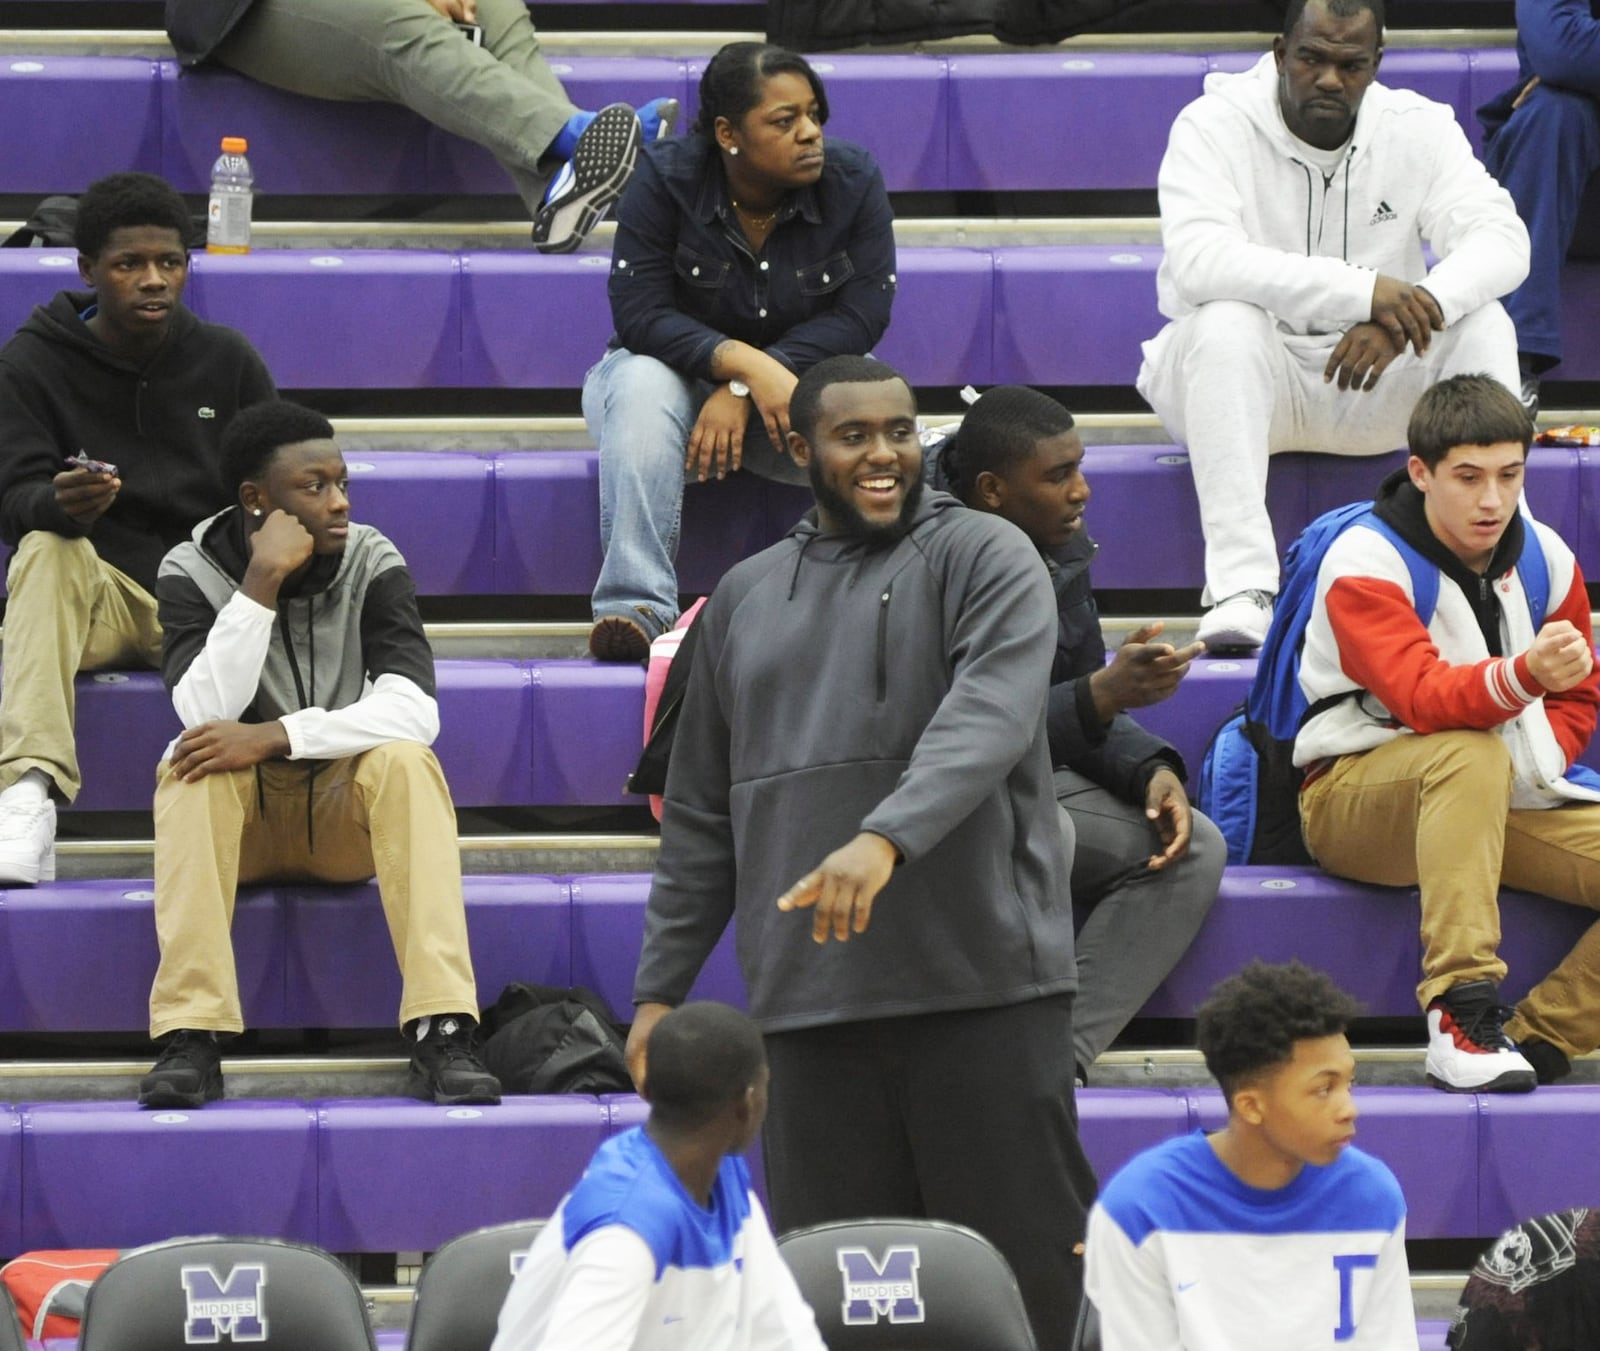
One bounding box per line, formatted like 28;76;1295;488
584;346;808;636
1484;82;1600;369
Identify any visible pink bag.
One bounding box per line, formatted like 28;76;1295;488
639;598;708;822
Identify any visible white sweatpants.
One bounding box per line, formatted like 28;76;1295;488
1137;298;1520;601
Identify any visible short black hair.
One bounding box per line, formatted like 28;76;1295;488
939;385;1077;505
692;41;830;138
75;172;192;260
1196;961;1362;1102
790;355;910;445
220;400;334;499
1281;0;1385;39
644;1002;766;1130
1407;373;1532;469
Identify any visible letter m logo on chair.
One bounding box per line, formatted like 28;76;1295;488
837;1245;925;1326
179;1264;268;1343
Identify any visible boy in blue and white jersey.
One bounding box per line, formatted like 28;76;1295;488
491;1002;825;1351
1085;961;1419;1350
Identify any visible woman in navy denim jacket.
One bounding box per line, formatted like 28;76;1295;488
585;41;897;661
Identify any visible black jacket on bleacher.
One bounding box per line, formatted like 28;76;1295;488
0;290;277;593
163;0;257;65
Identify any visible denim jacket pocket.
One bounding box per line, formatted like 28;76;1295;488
674;244;732;289
796;251;854;296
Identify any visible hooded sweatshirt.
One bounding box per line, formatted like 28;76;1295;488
0;291;277;593
1295;469;1600;811
634;490;1076;1033
1153;53;1529;336
156;507;437;764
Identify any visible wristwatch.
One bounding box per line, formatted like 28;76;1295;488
728;379;751;398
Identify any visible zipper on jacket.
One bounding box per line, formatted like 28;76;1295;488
875;586;892;702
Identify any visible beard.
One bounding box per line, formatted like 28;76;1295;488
808;459;925;546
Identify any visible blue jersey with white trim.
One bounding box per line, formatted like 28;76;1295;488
1086;1131;1419;1350
492;1128;824;1351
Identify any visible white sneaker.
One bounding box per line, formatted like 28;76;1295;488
1197;589;1274;652
0;797;56;885
1424;981;1537;1093
532;103;642;254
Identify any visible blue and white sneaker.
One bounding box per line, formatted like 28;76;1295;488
637;96;680;142
533;102;641;254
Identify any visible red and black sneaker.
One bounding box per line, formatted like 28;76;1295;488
1424;980;1536;1093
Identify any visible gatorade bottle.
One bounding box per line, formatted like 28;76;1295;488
206;136;254;254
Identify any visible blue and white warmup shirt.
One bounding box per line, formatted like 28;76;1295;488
1085;1131;1419;1350
491;1128;825;1351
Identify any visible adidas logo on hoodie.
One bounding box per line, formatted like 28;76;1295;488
1370;200;1398;225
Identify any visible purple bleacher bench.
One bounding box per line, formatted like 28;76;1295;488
0;876;575;1034
7;248;1600;391
19;1100;319;1248
0;57;162;191
0;1109;20;1255
316;1096;607;1251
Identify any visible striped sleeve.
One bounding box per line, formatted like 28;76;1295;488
1324;574;1540;732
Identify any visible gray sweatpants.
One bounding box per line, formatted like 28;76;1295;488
214;0;578;214
1057;767;1225;1069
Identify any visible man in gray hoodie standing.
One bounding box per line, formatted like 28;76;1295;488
625;355;1096;1351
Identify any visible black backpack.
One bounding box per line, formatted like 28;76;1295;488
478;982;633;1095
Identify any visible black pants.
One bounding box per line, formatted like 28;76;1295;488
762;994;1098;1351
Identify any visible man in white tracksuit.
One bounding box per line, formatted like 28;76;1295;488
1139;0;1529;652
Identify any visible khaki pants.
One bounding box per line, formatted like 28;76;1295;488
1301;729;1600;1057
149;741;479;1038
0;532;162;803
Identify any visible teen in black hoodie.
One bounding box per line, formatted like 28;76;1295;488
0;172;276;885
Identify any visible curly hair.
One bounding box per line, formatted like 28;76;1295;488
75;172;192;260
220;400;334;499
1196;960;1363;1101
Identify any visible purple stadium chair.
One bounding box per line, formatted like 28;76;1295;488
1083;446;1307;590
345;452;497;596
1466;48;1522;157
567;873;746;1021
430;660;538;807
800;55;950;192
527;660;645;806
950;53;1206;191
0;57;161;192
1135;655;1252;776
315;1096;607;1250
877;248;995;385
991;246;1161;386
281;875;572;1028
159;62;426;195
458;252;612;388
0;882;283;1033
1477;1086;1600;1236
185;251;463;389
1076;1088;1192;1183
0;1109;21;1256
1141;867;1423;1018
0;252;81;347
19;1100;319;1248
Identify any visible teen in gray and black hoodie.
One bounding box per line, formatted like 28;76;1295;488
627;357;1096;1351
138;400;499;1112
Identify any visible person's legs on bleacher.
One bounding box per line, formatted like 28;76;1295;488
1057;768;1225;1075
211;0;672;249
0;532;160;884
1300;728;1538;1093
585;345;706;661
1484;81;1600;407
1498;802;1600;1082
142;747;495;1107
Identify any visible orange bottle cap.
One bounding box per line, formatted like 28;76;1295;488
220;136;249;153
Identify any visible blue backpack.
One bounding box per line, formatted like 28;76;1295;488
1197;502;1552;865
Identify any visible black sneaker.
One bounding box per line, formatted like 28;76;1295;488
139;1030;224;1108
532;103;641;254
1519;1037;1572;1085
407;1014;502;1105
